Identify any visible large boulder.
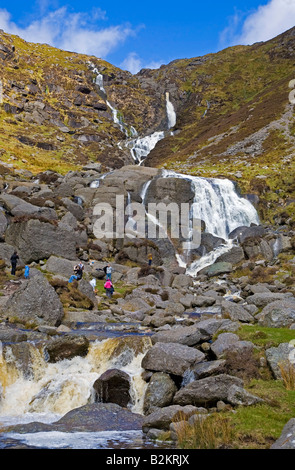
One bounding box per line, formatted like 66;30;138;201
141;342;205;377
5;218;78;263
246;293;294;309
151;325;203;347
45;334;89;362
257;299;295;328
210;333;254;359
2;273;64;326
93;369;131;407
221;300;254;323
265;343;295;379
143;372;177;414
173;374;243;406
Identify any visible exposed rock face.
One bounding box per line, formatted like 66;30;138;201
2;273;63;326
5;218;78;263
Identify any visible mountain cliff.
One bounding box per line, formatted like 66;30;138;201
0;27;295;225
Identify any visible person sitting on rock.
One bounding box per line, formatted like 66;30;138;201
104;279;114;298
10;251;19;276
68;264;83;283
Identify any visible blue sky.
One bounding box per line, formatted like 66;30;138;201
0;0;294;73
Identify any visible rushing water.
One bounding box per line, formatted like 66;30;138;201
0;335;157;449
89;62;177;164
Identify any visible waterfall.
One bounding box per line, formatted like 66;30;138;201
160;170;260;273
125;131;165;164
0;336;151;424
166;92;176;130
89;61;177;165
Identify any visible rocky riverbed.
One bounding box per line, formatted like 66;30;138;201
0;164;295;449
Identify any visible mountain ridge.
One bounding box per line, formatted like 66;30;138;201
0;26;295;226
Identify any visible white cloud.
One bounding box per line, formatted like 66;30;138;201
0;7;136;58
120;52;163;74
221;0;295;47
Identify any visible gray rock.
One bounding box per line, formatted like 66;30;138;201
192;360;226;379
221;299;254;323
171;274;193;289
265;343;295;379
257;299;295;328
151;325;202;346
211;333;254;359
173;374;243;407
206;262;233;277
142;404;200;432
192;295;216;308
0;327;27;342
227;385;264;406
142;342;205;377
143;372;177;414
271;418;295;449
6;218;77;263
2;274;64;326
246;292;294;309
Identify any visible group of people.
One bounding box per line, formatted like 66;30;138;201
68;261;115;298
10;248;155;301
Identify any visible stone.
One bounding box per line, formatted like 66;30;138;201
265;343;295;379
246;293;294;309
257;299;295;328
226;385;264;406
151;325;202;346
173;374;243;407
206;262;233;277
45;334;89;362
142;405;200;432
6;218;78;263
211;333;254;359
2;274;63;327
143;372;177;414
271;419;295;449
192;360;227;379
93;369;131;407
221;300;254;323
141;342;205;377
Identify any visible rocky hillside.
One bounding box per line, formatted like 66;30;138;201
1;27;295;228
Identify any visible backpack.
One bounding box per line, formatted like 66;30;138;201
24;266;30;279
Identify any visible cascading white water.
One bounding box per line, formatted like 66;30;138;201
166;92;176;130
0;337;151;425
89;62;177;165
125;131;165;164
160;170;260;274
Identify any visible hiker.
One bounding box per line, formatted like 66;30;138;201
148;253;152;266
24;265;30;279
68;263;83;283
104;279;114;298
105;264;113;280
10;251;19;276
